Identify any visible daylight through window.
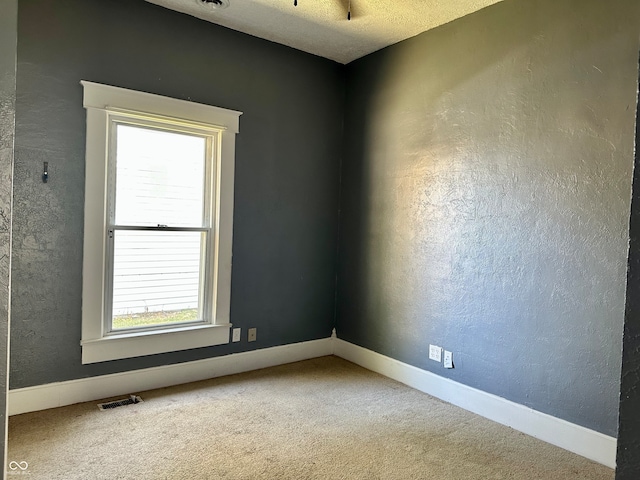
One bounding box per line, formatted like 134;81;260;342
109;122;212;331
81;81;241;364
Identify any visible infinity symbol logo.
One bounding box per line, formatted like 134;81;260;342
9;461;28;471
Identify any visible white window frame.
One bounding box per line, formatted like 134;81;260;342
80;81;241;364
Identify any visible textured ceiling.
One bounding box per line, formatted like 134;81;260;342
145;0;504;64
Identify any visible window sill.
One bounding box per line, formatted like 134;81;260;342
81;323;231;364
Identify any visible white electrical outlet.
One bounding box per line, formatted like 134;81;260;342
429;344;442;362
232;328;241;342
248;328;257;342
444;350;453;368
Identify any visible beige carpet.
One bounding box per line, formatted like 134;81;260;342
8;356;614;479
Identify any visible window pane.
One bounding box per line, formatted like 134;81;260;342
111;230;204;330
115;124;206;227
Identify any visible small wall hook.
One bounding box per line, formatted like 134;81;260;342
42;162;48;183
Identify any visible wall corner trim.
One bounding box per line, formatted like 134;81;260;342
333;339;617;469
8;338;333;416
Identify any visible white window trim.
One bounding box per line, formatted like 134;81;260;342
80;81;241;364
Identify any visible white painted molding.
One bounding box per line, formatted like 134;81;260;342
81;81;242;132
333;339;617;469
9;335;616;468
9;338;333;416
80;80;241;364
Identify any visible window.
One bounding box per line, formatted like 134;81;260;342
81;81;241;364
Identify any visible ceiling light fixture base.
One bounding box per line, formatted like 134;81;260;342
196;0;230;10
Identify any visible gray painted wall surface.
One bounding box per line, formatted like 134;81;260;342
337;0;640;436
616;61;640;480
11;0;344;388
0;0;17;474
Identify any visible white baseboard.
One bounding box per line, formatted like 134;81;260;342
333;339;617;469
9;335;617;468
9;338;333;416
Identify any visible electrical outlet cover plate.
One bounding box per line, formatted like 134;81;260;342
232;328;241;342
248;328;257;342
429;344;442;362
444;350;453;368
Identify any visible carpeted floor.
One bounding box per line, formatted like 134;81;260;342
8;356;614;479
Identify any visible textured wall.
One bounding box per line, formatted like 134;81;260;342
337;0;639;436
0;0;17;473
616;60;640;480
11;0;344;387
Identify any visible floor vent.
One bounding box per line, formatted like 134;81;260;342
98;395;143;410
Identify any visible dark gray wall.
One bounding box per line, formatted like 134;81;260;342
337;0;640;436
0;0;17;474
616;57;640;480
11;0;344;388
10;0;640;453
